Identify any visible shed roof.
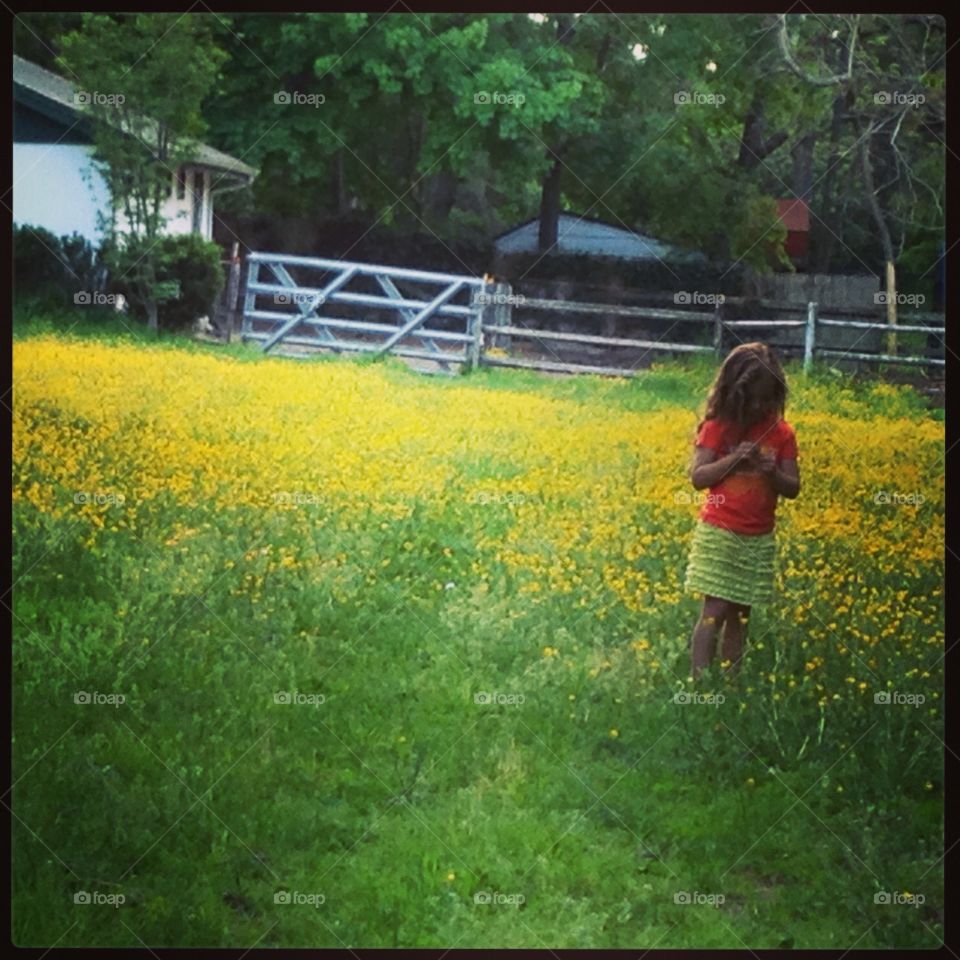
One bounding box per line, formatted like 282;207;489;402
493;213;707;263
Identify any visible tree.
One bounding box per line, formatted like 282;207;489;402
58;14;226;330
14;12;84;71
606;14;800;272
776;13;945;351
84;10;941;298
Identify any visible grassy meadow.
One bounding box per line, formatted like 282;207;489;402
11;312;944;948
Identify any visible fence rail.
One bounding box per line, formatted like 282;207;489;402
235;255;944;377
482;283;944;375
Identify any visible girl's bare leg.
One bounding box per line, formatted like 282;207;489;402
720;602;751;675
690;596;729;680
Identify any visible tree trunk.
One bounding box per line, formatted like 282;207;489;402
811;86;849;272
146;296;159;333
331;149;349;216
738;92;788;169
790;131;817;270
421;171;458;224
810;45;851;273
792;131;816;202
859;130;898;354
538;151;564;253
141;254;159;333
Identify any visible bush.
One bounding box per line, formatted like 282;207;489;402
13;224;108;304
154;233;225;331
105;233;225;331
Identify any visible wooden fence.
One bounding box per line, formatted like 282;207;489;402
477;283;945;377
226;253;944;377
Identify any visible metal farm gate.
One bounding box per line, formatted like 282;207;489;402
242;252;488;371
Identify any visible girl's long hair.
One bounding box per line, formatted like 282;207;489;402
698;342;788;442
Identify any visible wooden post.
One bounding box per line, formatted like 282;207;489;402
225;241;241;343
466;286;484;371
491;282;513;350
242;257;259;341
803;301;817;372
712;301;724;357
885;261;897;356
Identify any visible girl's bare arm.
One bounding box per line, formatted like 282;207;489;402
689;443;754;490
754;451;800;498
772;458;800;498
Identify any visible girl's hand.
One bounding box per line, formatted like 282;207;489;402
731;441;757;462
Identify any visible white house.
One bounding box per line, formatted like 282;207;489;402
13;55;256;246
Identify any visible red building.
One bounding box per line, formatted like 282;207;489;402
776;198;810;263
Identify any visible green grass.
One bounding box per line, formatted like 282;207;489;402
12;305;943;948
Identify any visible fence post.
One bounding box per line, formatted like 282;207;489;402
712;301;724;357
242;257;259;341
466;284;486;371
224;241;241;343
491;282;513;350
803;301;817;372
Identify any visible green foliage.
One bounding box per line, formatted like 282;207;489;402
109;233;224;331
730;195;793;274
13;224;108;305
57;14;227;329
24;13;946;290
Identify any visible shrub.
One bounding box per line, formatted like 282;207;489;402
13;224;108;304
105;233;225;331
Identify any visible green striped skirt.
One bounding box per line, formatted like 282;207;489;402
684;520;776;607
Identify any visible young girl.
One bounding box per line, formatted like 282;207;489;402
684;342;800;679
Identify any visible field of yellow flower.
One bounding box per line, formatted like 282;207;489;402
12;331;943;949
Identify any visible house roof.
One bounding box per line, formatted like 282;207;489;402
13;55;257;182
776;198;810;232
493;212;707;263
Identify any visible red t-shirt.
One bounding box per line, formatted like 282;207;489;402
694;415;798;535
